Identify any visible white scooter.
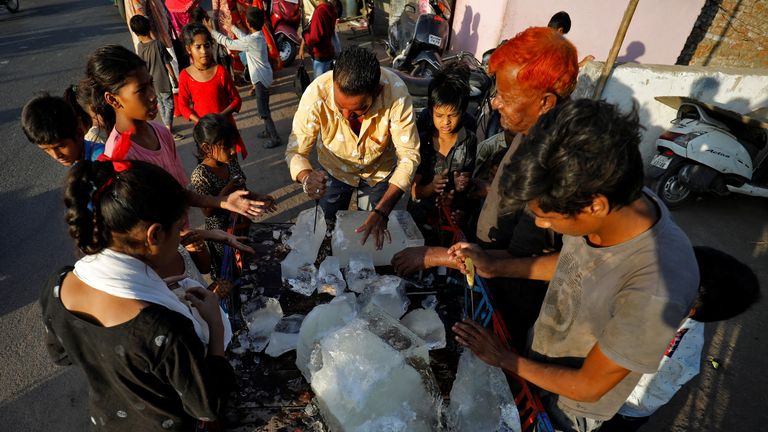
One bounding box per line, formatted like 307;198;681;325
647;96;768;208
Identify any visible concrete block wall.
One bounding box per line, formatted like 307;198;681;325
574;62;768;161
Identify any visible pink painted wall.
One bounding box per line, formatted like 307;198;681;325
450;0;705;65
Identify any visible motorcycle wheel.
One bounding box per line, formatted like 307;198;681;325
653;164;693;208
6;0;20;12
411;61;437;78
277;35;297;67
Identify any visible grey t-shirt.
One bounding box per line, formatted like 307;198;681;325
529;190;699;421
137;40;172;94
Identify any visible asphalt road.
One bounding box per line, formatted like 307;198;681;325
0;1;132;430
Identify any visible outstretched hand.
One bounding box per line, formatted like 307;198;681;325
223;189;276;220
355;210;391;250
452;319;514;368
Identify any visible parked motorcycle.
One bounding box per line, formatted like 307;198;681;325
647;96;768;208
385;0;451;77
1;0;19;13
269;0;301;66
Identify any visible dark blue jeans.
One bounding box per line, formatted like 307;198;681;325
319;173;390;220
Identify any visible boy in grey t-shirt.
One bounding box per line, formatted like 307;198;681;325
451;99;699;431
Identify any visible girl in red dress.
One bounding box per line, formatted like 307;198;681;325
178;23;248;158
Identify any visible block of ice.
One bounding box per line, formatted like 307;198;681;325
265;314;305;357
400;308;446;350
235;296;284;353
358;275;410;319
447;350;521;432
310;306;440;431
332;210;424;267
281;207;327;280
318;256;346;296
285;258;318;296
345;252;377;293
295;294;358;381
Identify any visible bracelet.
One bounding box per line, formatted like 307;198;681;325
373;208;389;222
301;175;310;194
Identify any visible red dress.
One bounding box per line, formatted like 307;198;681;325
178;64;247;158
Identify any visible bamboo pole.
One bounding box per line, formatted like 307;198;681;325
593;0;640;100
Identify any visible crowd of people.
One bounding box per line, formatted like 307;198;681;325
22;4;761;432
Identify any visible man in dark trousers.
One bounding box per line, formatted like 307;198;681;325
299;0;337;79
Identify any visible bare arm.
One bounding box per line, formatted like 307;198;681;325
448;242;559;280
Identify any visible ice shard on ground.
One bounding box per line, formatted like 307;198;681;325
332;210;424;267
357;275;410;319
345;252;377;293
447;350;521;432
281;207;327;281
310;303;440;432
318;256;346;296
400;308;446;350
265;314;305;357
239;296;284;352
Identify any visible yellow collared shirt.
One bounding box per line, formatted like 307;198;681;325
285;68;420;192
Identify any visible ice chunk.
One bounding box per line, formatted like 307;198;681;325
296;294;358;381
310;307;440;431
285;259;318;296
421;295;438;310
400;308;446;350
447;350;521;432
358;275;410;319
241;296;283;352
282;207;327;280
332;210;424;267
318;256;346;296
265;314;305;357
359;302;429;361
345;252;378;293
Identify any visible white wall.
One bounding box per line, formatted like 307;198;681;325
450;0;705;65
573;62;768;161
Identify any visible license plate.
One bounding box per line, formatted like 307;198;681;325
428;34;442;46
650;154;672;169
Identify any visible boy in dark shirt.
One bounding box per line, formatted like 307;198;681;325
130;15;181;140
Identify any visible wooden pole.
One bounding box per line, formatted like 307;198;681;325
593;0;640;100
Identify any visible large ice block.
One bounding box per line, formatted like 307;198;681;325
400;308;446;350
447;350;521;432
295;293;358;381
357;275;410;319
332;210;424;267
265;314;305;357
318;256;346;296
345;252;377;293
310;304;440;432
281;207;327;280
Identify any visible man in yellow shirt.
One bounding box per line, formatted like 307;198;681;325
285;46;420;248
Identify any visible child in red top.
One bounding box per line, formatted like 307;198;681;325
178;23;248;158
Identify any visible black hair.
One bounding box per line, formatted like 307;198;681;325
193;113;239;161
21;94;79;145
333;46;381;96
63;85;93;132
182;23;212;48
189;7;208;24
65;160;188;255
246;7;265;30
82;44;147;133
129;14;151;37
427;71;470;121
691;246;761;322
500;98;644;216
548;11;571;34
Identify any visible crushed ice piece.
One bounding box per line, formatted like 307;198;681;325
287;262;318;296
447;350;521;432
332;210;424;267
262;240;275;246
423;273;435;287
318;256;346;296
265;314;305;358
273;230;281;240
310;303;439;431
241;296;283;352
345;252;377;294
296;294;358;381
249;263;258;271
358;275;410;319
400;308;446;350
421;295;437;310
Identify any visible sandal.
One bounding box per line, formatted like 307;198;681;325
173;133;184;141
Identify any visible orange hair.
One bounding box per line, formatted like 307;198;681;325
488;27;578;99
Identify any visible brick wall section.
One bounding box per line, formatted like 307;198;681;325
677;0;767;68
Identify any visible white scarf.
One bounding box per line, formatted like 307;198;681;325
73;249;232;348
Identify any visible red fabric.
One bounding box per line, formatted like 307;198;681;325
177;65;247;158
303;2;337;61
